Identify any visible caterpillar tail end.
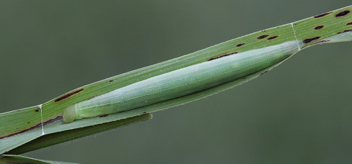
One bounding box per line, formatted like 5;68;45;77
62;105;76;123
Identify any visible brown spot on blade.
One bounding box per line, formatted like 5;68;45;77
267;36;278;40
55;88;84;102
314;25;324;30
257;35;269;39
310;40;330;46
303;36;321;44
314;12;331;18
337;29;352;34
208;52;238;61
236;43;245;47
336;10;350;17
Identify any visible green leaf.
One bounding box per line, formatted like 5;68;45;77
8;114;152;154
0;5;351;157
0;154;78;164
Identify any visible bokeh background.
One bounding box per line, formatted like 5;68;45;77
1;1;352;163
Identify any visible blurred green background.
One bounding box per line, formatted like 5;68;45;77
1;0;352;163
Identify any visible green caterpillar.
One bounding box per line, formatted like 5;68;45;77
63;5;352;123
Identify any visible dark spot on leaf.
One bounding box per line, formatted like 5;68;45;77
337;29;352;34
303;36;321;43
311;40;330;46
314;25;324;30
314;12;331;18
347;22;352;25
336;10;350;17
35;109;39;112
208;52;238;61
27;122;30;124
109;80;114;82
143;112;147;114
257;35;269;39
99;114;109;118
236;43;245;47
55;88;84;102
260;71;268;76
267;36;278;40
